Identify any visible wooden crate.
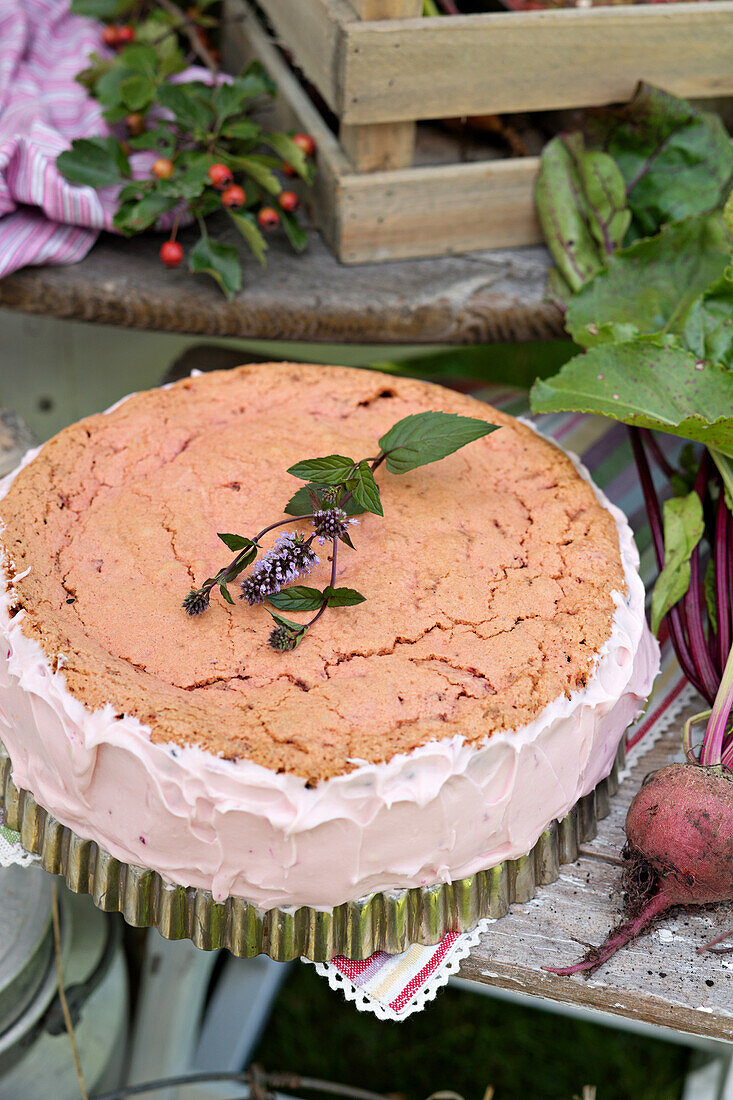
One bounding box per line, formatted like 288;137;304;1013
226;0;733;263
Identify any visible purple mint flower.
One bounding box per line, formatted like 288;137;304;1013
240;532;319;605
312;508;357;545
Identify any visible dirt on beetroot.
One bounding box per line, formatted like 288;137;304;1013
546;763;733;976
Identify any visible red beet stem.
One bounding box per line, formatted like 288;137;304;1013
715;492;730;674
543;889;672;976
702;645;733;766
685;456;719;701
628;428;707;698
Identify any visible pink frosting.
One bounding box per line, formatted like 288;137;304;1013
0;436;659;911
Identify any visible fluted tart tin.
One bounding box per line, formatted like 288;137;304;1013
0;739;623;962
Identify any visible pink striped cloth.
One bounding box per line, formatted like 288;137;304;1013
0;0;115;277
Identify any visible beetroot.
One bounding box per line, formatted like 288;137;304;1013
545;764;733;976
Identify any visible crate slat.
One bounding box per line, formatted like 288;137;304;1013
340;3;733;123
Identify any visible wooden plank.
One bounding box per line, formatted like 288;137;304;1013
0;228;563;345
340;0;421;171
459;696;733;1044
338;2;733;123
338;157;542;262
256;0;352;113
340;120;417;171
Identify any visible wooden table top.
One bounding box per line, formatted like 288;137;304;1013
459;692;733;1044
0;220;563;346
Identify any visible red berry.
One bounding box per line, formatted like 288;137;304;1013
160;240;183;268
292;132;316;157
221;184;246;208
257;206;280;231
282;161;296;178
116;24;135;44
102;25;119;47
152;158;174;181
278;190;299;212
125;113;145;136
208;163;233;190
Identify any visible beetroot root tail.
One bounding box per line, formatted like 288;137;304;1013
698;927;733;955
543;890;672;977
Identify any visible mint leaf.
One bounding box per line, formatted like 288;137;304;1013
530;338;733;457
565;213;730;347
650;492;705;634
217;532;255;552
266;607;308;632
349;461;383;516
227;209;267;266
268;586;323;612
284;485;365;517
535;133;629;294
280;209;308;253
57;137;130;188
287;455;356;485
324;586;366;607
219;583;235;605
189;237;241;300
379;411;497;475
584;84;733;238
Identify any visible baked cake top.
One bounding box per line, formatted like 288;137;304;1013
0;363;626;783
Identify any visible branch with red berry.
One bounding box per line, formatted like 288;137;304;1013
57;0;316;298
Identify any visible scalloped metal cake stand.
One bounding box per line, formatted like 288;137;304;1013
0;740;623;961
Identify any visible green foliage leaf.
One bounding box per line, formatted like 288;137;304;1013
57;136;130;188
222;120;262;143
268;586;323;612
584;83;733;238
323;586;366;607
710;449;733;512
217;532;255;552
349;461;383;516
284;485;364;517
189;236;242;300
223;544;257;581
534;133;629;293
113;191;177;233
266;607;308;633
227;209;267;266
530;338;733;456
230;61;276;101
219;582;235;605
379;411;497;475
227;154;280;194
280;208;308;253
287;455;356;485
565;214;730;347
71;0;132;15
263;132;311;180
679;275;733;369
650;492;705;634
119;73;156;111
157;81;212;133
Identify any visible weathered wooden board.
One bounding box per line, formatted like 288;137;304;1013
0;226;562;344
339;3;733;124
460;693;733;1043
233;0;546;262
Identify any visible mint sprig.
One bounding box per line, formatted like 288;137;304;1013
183;410;497;651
